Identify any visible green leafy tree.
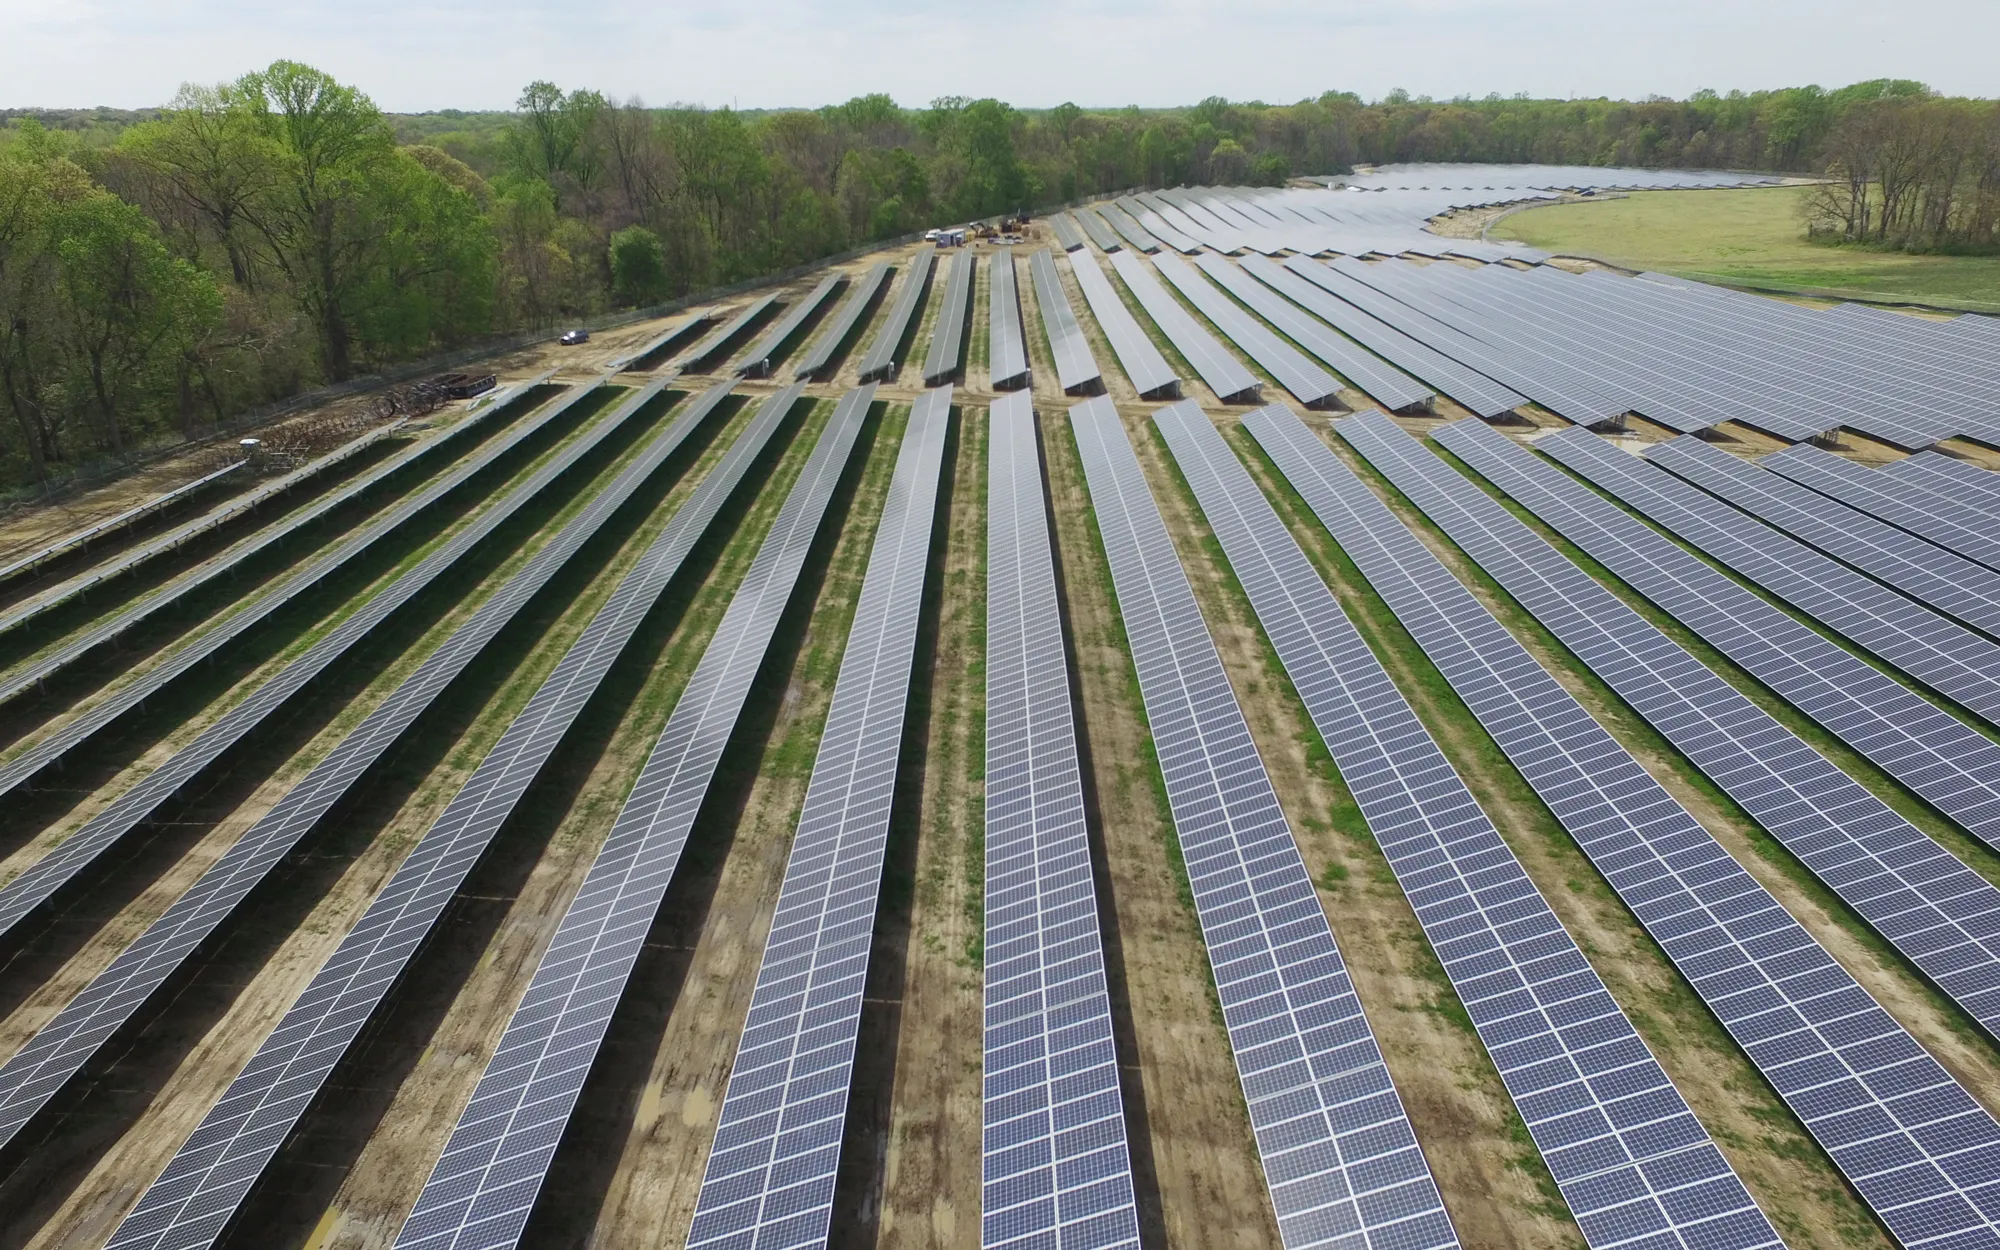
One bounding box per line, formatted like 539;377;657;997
609;224;667;305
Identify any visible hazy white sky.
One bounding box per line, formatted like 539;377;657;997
4;0;1995;111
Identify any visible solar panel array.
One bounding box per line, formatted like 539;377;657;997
0;373;718;1157
1259;257;1526;418
1647;437;2000;639
1065;250;1177;399
1763;445;2000;577
925;250;977;385
1095;202;1162;254
685;386;952;1250
1193;403;1768;1250
1340;411;2000;1046
989;248;1030;391
0;378;633;939
106;382;803;1250
982;390;1140;1250
1067;396;1458;1250
0;457;247;589
858;249;938;382
612;313;712;371
1050;213;1087;252
1028;249;1102;395
737;274;845;377
1106;251;1261;404
1118;197;1200;254
684;294;783;370
794;263;891;381
1192;255;1434;412
0;368;568;718
1148;254;1339;408
1253;405;2000;1250
1073;207;1123;253
1886;453;2000;522
393;384;878;1250
1431;417;2000;859
1537;427;2000;729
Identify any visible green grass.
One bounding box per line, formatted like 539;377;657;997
1492;186;2000;313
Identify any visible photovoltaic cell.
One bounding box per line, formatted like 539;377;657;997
1029;250;1101;395
1763;446;2000;578
858;250;938;383
392;384;878;1250
0;373;721;1158
684;387;953;1250
925;251;977;385
737;274;845;377
1148;254;1339;407
1066;250;1178;399
1646;437;2000;639
989;249;1030;391
1106;251;1261;403
1340;412;2000;1048
1884;454;2000;522
1180;402;1767;1250
982;390;1140;1250
1432;417;2000;859
1538;427;2000;729
105;382;803;1250
794;263;891;381
1069;396;1456;1250
1257;404;2000;1250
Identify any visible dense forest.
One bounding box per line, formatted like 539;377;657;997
1;65;1995;490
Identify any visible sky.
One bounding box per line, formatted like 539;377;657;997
4;0;1996;112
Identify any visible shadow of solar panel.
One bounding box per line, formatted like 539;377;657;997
1175;401;1775;1250
0;373;728;1160
988;249;1030;391
1068;397;1458;1250
795;264;891;382
1260;404;2000;1250
392;385;877;1250
858;251;938;383
1066;251;1177;400
105;382;804;1250
982;391;1140;1250
1765;445;2000;577
685;387;953;1250
1343;412;2000;1048
1028;250;1100;396
0;378;638;948
1538;427;2000;729
1650;437;2000;639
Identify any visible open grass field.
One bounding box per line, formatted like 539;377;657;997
1493;185;2000;312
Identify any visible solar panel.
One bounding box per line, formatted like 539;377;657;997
1431;416;2000;866
1028;249;1101;396
981;390;1140;1250
1050;213;1087;252
391;384;878;1250
1117;198;1200;254
1067;396;1458;1250
1339;411;2000;1046
857;250;938;383
0;455;246;590
988;249;1030;391
1072;207;1124;253
1106;251;1261;404
794;263;891;381
0;373;727;1158
1885;452;2000;520
611;314;712;371
1180;401;1775;1250
1095;202;1162;254
0;377;624;931
737;274;846;377
683;294;783;370
684;387;953;1250
1066;250;1178;399
1148;254;1339;408
1648;437;2000;639
1260;257;1525;418
105;381;804;1250
1251;404;2000;1250
1192;255;1435;412
925;250;977;385
1763;445;2000;577
1538;427;2000;729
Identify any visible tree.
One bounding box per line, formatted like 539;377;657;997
507;81;605;207
120;83;269;285
609;224;667;305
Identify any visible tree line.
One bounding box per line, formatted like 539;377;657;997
1805;96;2000;250
1;65;1991;490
